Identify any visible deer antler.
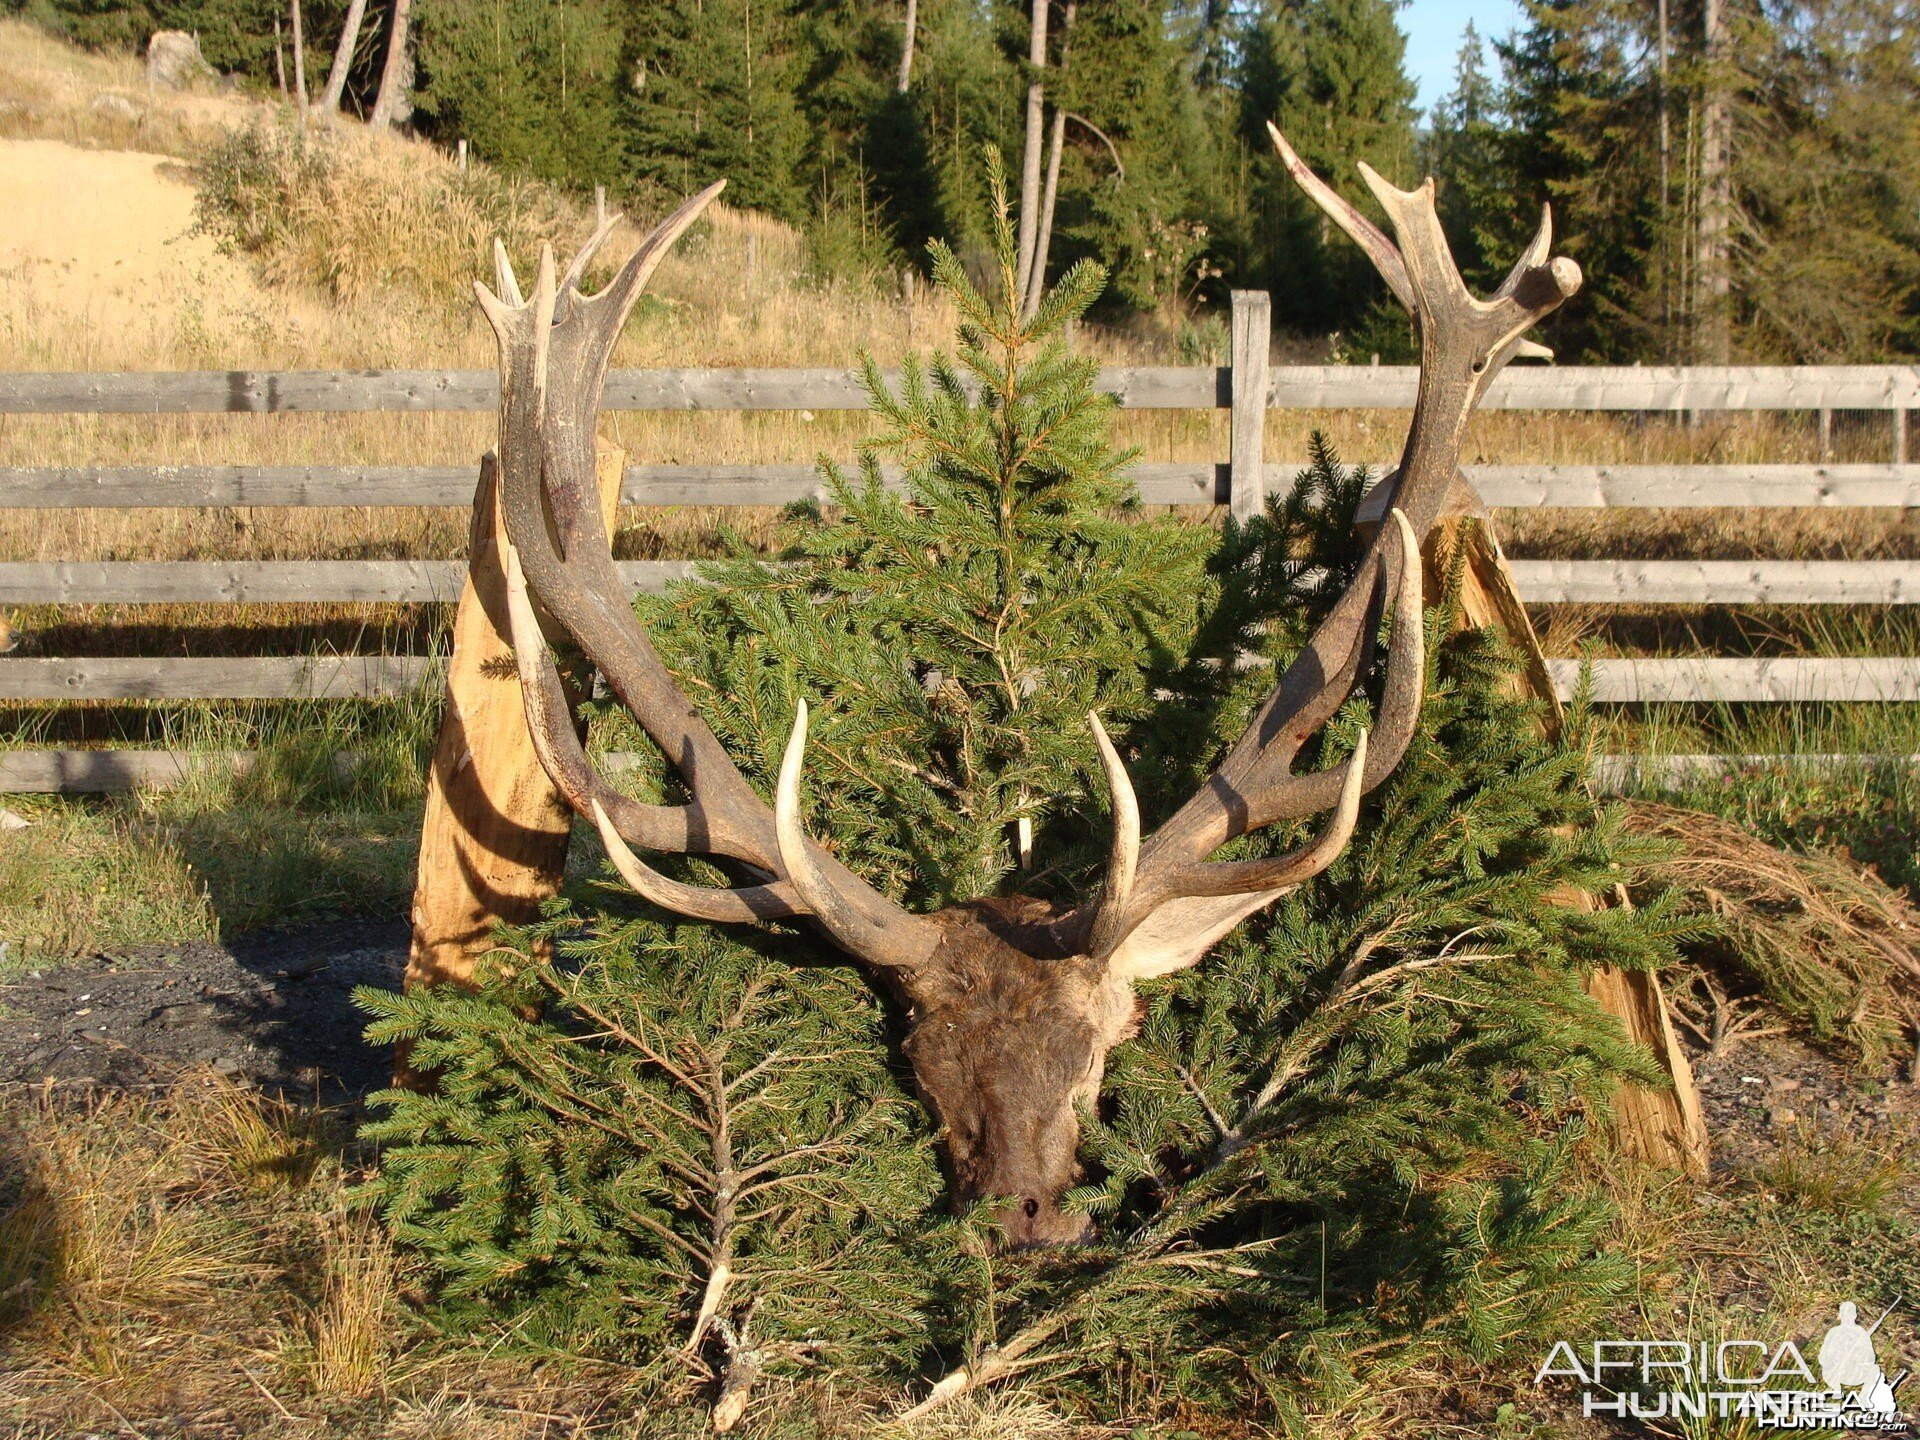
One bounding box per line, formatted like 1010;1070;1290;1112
1064;127;1583;980
479;184;941;972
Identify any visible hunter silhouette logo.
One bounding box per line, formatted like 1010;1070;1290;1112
1819;1301;1906;1421
1535;1295;1911;1429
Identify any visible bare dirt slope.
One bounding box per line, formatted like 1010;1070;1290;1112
0;136;277;350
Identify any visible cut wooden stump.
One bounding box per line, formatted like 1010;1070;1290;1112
399;440;624;1075
1421;499;1710;1178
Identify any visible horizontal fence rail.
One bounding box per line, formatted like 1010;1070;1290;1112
4;745;1914;796
1;655;1911;704
6;364;1919;415
3;312;1918;790
2;559;1917;607
0;560;695;605
8;462;1920;511
0;656;439;701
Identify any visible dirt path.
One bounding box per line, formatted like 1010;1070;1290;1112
0;136;274;343
0;920;407;1103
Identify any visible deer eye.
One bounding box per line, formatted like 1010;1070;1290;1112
1022;1198;1041;1219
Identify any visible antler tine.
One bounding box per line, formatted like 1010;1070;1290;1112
1172;728;1369;899
776;702;939;968
1267;122;1413;311
591;801;807;924
558;201;625;301
1355;162;1475;313
571;179;727;357
1503;204;1554;291
493;237;524;307
1089;713;1139;919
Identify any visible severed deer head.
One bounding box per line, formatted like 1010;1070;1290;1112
476;127;1581;1248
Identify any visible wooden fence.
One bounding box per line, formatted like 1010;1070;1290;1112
3;291;1918;790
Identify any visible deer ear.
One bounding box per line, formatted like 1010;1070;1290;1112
1104;892;1290;981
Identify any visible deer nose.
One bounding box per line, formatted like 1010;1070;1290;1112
1000;1196;1095;1250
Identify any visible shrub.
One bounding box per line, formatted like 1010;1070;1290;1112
194;120;585;310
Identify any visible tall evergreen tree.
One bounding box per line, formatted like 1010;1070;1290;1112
1036;0;1224;315
625;0;810;222
1239;0;1418;335
411;0;625;186
1494;0;1678;360
1734;0;1920;359
638;155;1215;894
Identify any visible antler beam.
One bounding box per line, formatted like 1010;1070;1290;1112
477;184;941;972
1066;130;1583;978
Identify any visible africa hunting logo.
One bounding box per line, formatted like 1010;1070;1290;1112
1535;1297;1910;1429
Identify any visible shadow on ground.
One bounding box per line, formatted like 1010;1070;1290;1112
0;919;409;1105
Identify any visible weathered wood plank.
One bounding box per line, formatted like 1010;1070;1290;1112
7;655;1909;704
0;749;242;791
1508;560;1920;605
0;370;502;414
0;560;695;604
7;365;1917;415
6;462;1916;511
1591;751;1920;788
1229;293;1271;523
1266;366;1920;410
7;745;1914;794
0;461;1229;509
1554;657;1920;703
11;558;1918;607
0;655;438;699
1469;463;1920;509
0;465;485;508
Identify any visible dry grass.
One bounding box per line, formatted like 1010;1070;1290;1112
1628;800;1920;1069
0;786;420;968
1751;1122;1907;1216
0;1075;1116;1436
0;15;244;160
305;1211;398;1400
0;1081;277;1412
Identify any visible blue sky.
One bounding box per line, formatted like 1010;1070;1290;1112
1400;0;1530;114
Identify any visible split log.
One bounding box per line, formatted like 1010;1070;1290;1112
399;440;624;1066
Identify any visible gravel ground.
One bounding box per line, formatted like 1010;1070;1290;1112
0;920;408;1104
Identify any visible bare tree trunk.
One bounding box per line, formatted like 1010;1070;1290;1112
1694;0;1732;364
1013;0;1049;305
274;15;287;97
369;0;412;133
290;0;309;128
318;0;369;115
1022;0;1076;320
1656;0;1672;351
896;0;917;92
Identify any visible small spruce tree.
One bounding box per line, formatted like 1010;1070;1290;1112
632;151;1215;907
360;183;1697;1428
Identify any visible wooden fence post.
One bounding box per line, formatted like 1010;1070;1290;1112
401;439;625;1026
1229;290;1271;524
